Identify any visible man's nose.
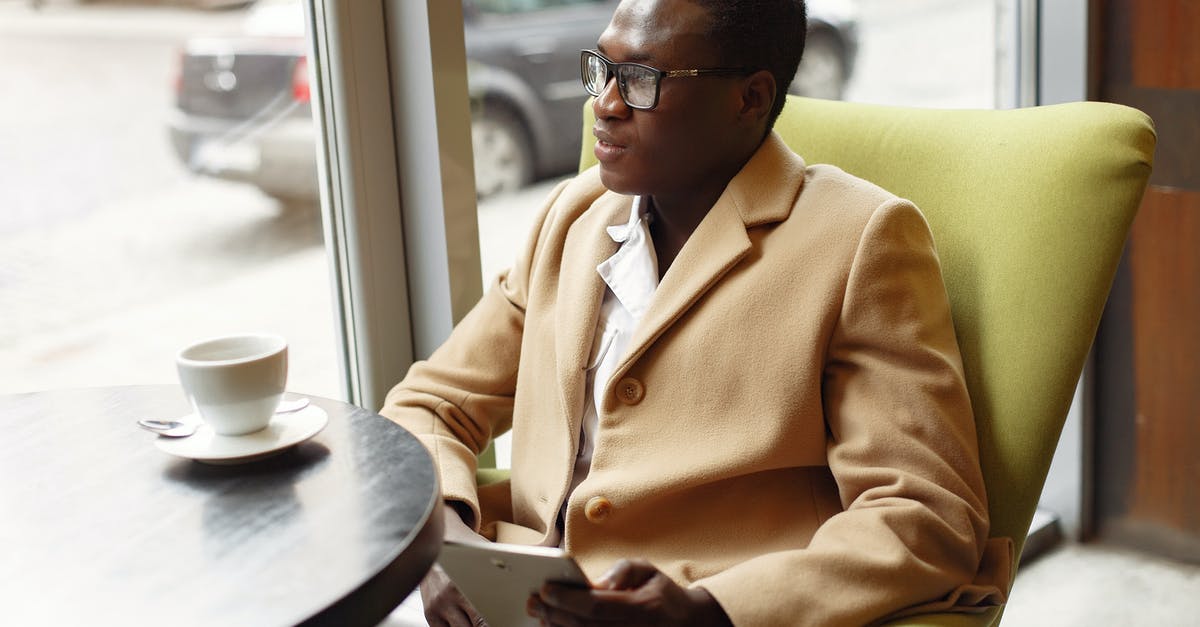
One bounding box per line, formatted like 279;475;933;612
593;74;631;119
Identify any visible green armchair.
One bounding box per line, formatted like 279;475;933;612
573;95;1155;625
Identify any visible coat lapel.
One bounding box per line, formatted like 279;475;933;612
555;193;632;430
610;194;751;380
612;133;807;379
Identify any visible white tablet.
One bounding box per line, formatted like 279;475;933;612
437;541;591;627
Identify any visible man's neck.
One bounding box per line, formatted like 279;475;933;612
645;193;712;281
646;141;759;278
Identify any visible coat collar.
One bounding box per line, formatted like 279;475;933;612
555;133;807;412
723;132;808;228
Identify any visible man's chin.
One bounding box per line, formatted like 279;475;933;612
597;167;644;196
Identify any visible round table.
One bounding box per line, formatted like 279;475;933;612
0;385;442;627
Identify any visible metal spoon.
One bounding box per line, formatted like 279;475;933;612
138;397;311;438
137;418;199;437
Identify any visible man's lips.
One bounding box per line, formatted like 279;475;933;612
595;127;630;147
593;128;627;161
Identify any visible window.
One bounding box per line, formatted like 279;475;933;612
0;1;340;399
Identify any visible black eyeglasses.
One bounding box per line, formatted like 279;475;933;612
580;49;750;111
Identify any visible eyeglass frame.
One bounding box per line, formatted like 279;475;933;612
579;49;752;111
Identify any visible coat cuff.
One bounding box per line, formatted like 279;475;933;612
412;432;483;531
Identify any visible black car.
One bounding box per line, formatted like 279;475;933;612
169;0;858;202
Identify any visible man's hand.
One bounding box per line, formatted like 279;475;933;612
526;559;732;627
421;504;490;627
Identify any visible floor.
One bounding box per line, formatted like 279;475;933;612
382;540;1200;626
1002;541;1200;626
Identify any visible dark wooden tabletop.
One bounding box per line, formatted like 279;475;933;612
0;385;443;627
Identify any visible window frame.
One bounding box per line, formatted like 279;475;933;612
305;0;482;410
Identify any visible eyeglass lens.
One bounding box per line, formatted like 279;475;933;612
582;52;658;109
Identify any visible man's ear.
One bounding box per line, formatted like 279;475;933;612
738;69;776;127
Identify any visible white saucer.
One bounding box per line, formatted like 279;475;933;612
155;405;328;465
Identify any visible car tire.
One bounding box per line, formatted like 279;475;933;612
471;104;534;198
790;29;847;100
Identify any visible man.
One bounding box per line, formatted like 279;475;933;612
382;0;1011;625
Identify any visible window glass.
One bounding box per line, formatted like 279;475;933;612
0;1;340;399
843;0;999;108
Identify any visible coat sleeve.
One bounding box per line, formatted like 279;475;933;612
378;178;570;530
694;199;1008;626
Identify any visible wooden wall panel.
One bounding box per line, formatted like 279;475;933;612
1131;0;1200;90
1128;187;1200;532
1092;0;1200;562
1100;0;1200;191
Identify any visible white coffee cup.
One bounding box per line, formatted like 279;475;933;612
176;334;288;436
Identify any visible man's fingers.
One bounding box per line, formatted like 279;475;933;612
426;609;473;627
596;558;658;590
537;563;709;626
451;606;480;627
529;592;595;627
539;583;639;622
464;604;489;627
421;564;485;627
526;594;547;623
426;596;478;627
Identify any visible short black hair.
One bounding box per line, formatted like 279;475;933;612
690;0;807;131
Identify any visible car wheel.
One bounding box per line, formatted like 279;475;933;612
471;105;533;198
790;29;846;100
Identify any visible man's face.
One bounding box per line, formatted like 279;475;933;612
591;0;747;197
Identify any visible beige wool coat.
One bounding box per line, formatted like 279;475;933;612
381;133;1012;626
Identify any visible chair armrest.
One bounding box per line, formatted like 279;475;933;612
476;468;510;487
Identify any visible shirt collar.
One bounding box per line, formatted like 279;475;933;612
596;196;659;319
606;196;651;243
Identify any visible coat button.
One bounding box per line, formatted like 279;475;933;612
585;496;613;523
615;377;644;405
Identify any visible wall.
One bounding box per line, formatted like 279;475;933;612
1092;0;1200;562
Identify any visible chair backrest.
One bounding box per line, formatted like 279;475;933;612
579;95;1154;586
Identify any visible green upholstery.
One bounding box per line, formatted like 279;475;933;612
578;95;1155;625
477;440;497;469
